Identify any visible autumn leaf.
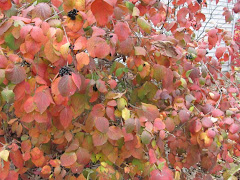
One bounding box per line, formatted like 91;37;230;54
92;130;108;146
114;22;131;42
58;75;77;97
76;52;90;70
95;117;109;133
60;106;73;129
91;0;114;26
5;65;26;84
87;36;110;58
76;147;91;165
60;152;77;167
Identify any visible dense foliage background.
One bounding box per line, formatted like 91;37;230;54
0;0;240;179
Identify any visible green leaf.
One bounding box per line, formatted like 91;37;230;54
116;68;123;77
4;33;18;50
1;89;15;103
125;1;134;11
132;159;144;171
141;130;152;144
186;69;193;77
0;69;5;84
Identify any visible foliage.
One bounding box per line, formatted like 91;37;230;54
0;0;240;179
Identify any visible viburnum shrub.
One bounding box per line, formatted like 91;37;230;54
0;0;240;179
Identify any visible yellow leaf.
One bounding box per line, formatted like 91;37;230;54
122;108;130;120
0;149;9;162
60;42;70;59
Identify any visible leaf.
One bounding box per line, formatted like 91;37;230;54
60;152;77;167
179;110;190;123
44;41;59;63
137;17;151;34
30;26;46;43
122;108;130;120
189;120;202;134
95;117;109;133
5;65;26;84
153;64;166;81
58;75;77;97
76;52;90;70
87;37;110;58
125;118;135;133
107;126;123;140
0;0;12;11
154;118;165;131
60;42;70;59
4;33;18;50
74;36;87;50
60;106;73;129
229;123;240;134
201;117;213;128
114;22;131;42
1;89;15;103
34;92;50;114
72;73;82;90
150;168;174;180
32;3;51;20
91;0;114;26
140;103;159;122
0;150;9;162
41;165;51;175
24;96;35;113
10;149;24;169
92;130;108;146
162;68;174;92
215;47;226;59
149;148;157;164
141;130;152;144
76;147;91;165
134;46;146;56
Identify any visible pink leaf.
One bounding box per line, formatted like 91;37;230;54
95;117;109;133
58;75;77;97
60;106;73;129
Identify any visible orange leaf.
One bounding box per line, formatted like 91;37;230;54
60;106;73;129
114;22;131;42
91;0;113;26
76;147;91;165
60;152;77;167
92;130;108;146
10;149;24;169
76;52;90;70
87;36;110;58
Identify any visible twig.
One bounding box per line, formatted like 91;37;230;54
202;62;222;109
207;62;239;93
196;6;218;41
44;10;64;22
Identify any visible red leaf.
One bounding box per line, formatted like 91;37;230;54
96;79;108;93
5;171;18;180
5;65;26;84
0;161;10;180
72;73;82;90
74;37;87;50
179;110;190;123
10;149;24;169
149;148;157;164
30;26;46;43
92;130;108;146
24;96;35;113
0;55;8;68
162;68;173;92
76;147;91;165
212;109;224;117
106;106;115;120
154;118;165;131
32;3;51;20
107;126;123;140
201;117;213;128
91;104;105;117
91;0;113;26
114;22;131;42
150;168;174;180
34;92;50;114
215;47;226;59
189;120;202;134
229;123;240;134
58;75;77;97
60;106;73;129
87;36;110;58
0;0;11;11
177;7;189;27
30;147;45;167
95;117;109;133
139;103;159;122
60;152;77;167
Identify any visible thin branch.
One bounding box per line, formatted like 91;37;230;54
196;6;218;41
207;62;239;93
44;10;64;22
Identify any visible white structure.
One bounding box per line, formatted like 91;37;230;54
195;0;239;71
